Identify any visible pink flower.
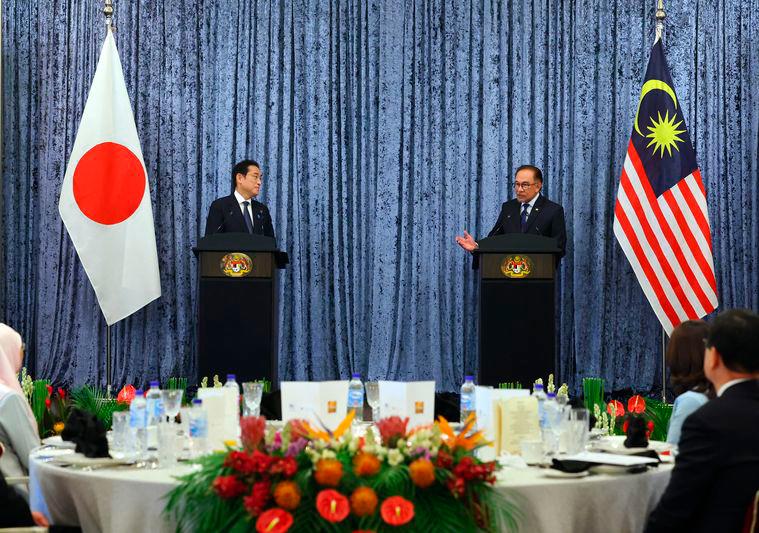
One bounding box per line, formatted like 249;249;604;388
375;416;409;447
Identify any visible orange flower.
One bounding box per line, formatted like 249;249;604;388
314;459;343;487
53;422;65;435
409;458;435;488
273;481;301;510
437;414;486;451
353;452;381;477
380;496;414;526
350;486;378;517
316;489;350;523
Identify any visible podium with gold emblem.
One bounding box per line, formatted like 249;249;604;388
473;234;561;387
193;233;288;385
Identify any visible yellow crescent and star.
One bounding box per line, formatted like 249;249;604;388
634;79;686;158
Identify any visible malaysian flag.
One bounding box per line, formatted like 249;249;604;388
613;39;718;335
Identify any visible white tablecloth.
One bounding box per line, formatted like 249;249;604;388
496;464;673;533
30;448;671;533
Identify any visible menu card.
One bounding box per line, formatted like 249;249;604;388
378;381;435;428
197;387;239;449
474;387;531;459
497;396;541;455
280;381;350;431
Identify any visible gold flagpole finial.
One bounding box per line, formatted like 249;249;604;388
655;0;666;41
103;0;114;29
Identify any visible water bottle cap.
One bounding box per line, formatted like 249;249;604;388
227;374;236;380
546;392;556;398
351;373;361;379
149;380;159;387
465;375;474;381
135;389;144;396
534;383;544;390
192;398;203;405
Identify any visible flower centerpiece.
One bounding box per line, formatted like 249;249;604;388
165;413;518;532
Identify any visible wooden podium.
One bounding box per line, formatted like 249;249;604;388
473;234;561;387
193;233;288;385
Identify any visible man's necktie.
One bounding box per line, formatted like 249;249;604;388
242;201;254;233
520;203;529;233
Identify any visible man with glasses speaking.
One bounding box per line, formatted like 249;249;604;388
204;159;275;238
455;165;566;258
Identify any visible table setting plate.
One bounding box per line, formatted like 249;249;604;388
592;435;672;455
41;436;77;450
542;469;590;479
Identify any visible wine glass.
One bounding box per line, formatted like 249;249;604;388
242;382;264;417
161;389;184;423
365;382;380;421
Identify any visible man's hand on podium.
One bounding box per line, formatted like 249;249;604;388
455;231;478;252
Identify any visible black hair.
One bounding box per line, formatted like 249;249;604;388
705;309;759;373
516;165;543;183
231;159;260;193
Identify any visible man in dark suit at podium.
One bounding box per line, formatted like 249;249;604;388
455;165;566;257
204;159;275;238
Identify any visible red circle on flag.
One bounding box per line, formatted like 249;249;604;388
73;142;146;225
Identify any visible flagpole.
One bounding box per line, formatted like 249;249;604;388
103;0;114;399
656;0;667;403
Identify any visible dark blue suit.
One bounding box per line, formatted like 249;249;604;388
487;195;567;257
204;194;275;238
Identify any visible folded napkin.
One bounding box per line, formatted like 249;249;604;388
551;459;592;473
61;408;110;458
623;415;650;448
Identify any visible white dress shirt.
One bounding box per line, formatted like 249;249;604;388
716;377;753;397
234;190;254;227
520;193;540;218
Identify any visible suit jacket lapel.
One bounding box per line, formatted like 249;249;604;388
525;195;545;233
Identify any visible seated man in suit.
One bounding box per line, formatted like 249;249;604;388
645;308;759;533
455;165;566;257
204;159;275;238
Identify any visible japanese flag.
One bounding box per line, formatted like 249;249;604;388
59;27;161;325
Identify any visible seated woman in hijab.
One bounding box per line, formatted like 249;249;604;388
0;323;40;479
665;319;713;445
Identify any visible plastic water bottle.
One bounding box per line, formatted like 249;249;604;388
146;380;164;424
129;389;147;460
189;398;208;458
224;374;241;429
459;375;476;423
347;373;364;422
543;392;560;454
532;383;547;428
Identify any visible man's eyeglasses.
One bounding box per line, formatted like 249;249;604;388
514;182;535;190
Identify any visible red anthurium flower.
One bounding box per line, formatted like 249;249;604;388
45;398;51;409
622;420;629;434
316;489;350;523
606;400;625;417
627;395;646;414
57;387;66;400
646;420;655;438
255;508;293;533
46;384;53;396
117;385;136;405
380;496;415;526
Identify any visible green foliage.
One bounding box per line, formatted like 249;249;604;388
498;382;522;389
644;398;673;441
70;385;127;430
583;378;605;412
30;380;50;429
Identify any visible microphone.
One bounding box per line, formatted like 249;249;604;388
487;222;504;237
214;208;236;233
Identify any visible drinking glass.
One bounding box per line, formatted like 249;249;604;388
111;411;130;454
566;408;590;454
161;389;184;422
242;382;264;417
365;382;380;421
158;422;177;468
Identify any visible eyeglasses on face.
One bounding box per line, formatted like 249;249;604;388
514;182;535;190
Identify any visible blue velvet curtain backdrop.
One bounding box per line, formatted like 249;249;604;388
2;1;757;394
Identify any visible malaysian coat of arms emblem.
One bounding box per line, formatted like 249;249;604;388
220;252;253;277
500;255;533;278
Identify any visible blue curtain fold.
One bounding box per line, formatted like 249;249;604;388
2;0;758;394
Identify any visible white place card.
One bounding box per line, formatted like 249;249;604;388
280;381;350;432
563;451;659;466
378;381;435;428
197;387;239;449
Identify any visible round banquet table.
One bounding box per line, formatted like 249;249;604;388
29;448;672;533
